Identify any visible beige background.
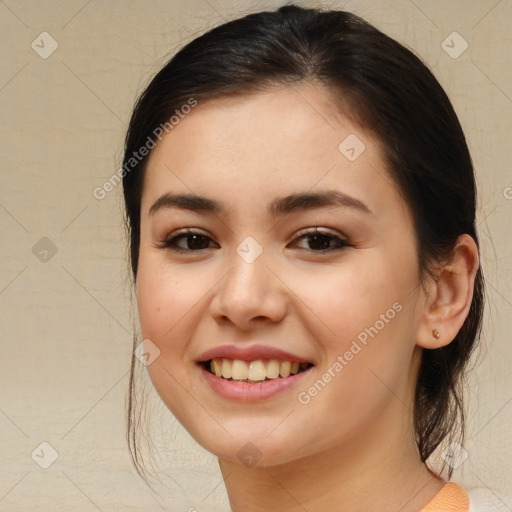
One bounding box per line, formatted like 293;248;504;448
1;0;511;510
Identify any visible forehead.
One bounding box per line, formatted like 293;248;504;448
147;84;366;162
141;84;400;220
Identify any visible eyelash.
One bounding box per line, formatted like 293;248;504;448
156;227;352;254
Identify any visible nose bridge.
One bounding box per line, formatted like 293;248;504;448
224;236;269;305
211;236;286;326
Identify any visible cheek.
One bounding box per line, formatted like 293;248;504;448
135;256;197;350
295;257;402;343
134;259;201;421
294;253;418;405
320;268;417;410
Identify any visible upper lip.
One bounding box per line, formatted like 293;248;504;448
197;344;313;364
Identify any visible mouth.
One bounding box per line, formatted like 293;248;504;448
199;358;314;383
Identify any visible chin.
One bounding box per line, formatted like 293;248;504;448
190;425;314;468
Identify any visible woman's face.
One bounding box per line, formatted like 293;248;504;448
136;84;427;466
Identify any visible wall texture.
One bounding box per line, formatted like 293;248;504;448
0;0;511;510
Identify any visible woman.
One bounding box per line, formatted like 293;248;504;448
121;4;506;511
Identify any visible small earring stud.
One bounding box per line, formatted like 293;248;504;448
432;329;440;341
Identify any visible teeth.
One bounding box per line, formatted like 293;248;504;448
208;358;310;382
279;361;291;378
212;358;222;377
231;360;248;380
248;360;266;381
221;358;232;378
266;360;280;379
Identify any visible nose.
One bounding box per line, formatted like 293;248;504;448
209;245;287;331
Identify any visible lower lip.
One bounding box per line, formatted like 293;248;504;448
198;364;312;401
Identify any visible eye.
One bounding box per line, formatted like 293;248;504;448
290;227;351;252
157;229;218;252
156;227;351;253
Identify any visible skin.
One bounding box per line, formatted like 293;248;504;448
135;82;479;511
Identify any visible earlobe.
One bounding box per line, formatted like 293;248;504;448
417;234;479;350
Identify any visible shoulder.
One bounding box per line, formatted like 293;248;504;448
467;487;512;512
422;481;512;512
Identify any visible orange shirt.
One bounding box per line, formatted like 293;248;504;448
421;482;470;511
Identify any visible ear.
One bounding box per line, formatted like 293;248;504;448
416;234;480;349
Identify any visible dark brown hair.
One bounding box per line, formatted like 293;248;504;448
122;4;484;482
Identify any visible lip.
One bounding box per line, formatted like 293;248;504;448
198;363;313;401
197;343;313;364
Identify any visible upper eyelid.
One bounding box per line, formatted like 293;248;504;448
167;227;208;236
293;226;345;238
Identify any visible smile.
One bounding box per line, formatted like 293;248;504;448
205;358;313;382
198;358;314;401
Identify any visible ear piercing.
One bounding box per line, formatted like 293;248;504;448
432;329;440;341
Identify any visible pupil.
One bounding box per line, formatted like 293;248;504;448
189;234;207;249
309;234;331;250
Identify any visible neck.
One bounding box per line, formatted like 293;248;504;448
218;400;445;512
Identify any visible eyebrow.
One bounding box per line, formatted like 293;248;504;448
148;190;373;217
